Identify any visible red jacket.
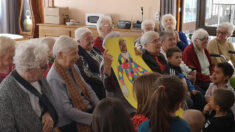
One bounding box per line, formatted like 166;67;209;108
94;36;104;53
182;43;214;84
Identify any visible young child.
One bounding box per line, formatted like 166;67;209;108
205;62;235;115
92;98;134;132
182;109;205;132
203;89;235;132
40;37;56;77
132;72;161;131
138;75;190;132
166;47;205;110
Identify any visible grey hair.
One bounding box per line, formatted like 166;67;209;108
102;31;121;49
75;27;92;41
53;36;78;58
141;20;155;30
191;28;209;44
141;31;159;46
160;31;174;41
97;16;112;35
0;36;16;56
13;43;48;73
217;22;234;37
40;37;55;48
161;14;176;30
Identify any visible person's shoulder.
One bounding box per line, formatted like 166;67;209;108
138;120;150;132
46;65;63;82
183;43;193;51
208;38;217;45
171;117;191;132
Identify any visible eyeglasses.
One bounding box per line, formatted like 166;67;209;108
217;31;228;36
150;38;161;44
197;37;208;42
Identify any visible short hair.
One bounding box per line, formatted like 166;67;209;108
92;98;134;132
191;28;209;44
216;62;234;78
182;110;205;132
97;16;112;35
102;31;120;49
53;36;77;58
13;43;48;73
0;36;15;56
166;47;181;58
140;31;159;46
160;31;175;41
74;27;92;41
161;14;176;30
213;89;235;112
40;37;55;48
217;22;234;37
141;20;155;30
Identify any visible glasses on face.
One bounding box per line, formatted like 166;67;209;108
150;38;161;44
217;31;228;36
197;37;208;42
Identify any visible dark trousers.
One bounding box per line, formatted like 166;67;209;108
59;122;77;132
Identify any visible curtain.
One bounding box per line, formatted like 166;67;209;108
160;0;177;17
0;0;19;34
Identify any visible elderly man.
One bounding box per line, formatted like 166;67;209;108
207;22;235;66
141;31;168;74
75;27;105;99
47;36;99;132
135;20;155;49
94;16;113;53
0;43;57;132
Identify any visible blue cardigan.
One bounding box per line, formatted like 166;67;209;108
177;32;188;51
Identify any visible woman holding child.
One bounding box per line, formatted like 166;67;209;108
182;29;214;91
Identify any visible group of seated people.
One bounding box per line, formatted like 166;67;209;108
0;13;235;132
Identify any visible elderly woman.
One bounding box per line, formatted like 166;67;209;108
75;27;105;99
141;31;168;74
47;36;99;132
161;14;188;51
0;43;58;132
207;22;235;66
135;20;155;49
0;36;15;83
183;28;214;91
94;16;113;53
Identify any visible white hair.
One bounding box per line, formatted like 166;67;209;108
191;28;209;44
141;20;155;30
0;36;15;56
217;22;234;37
97;16;112;35
53;36;77;58
161;14;176;30
13;43;48;73
40;37;55;48
102;31;121;49
141;31;159;46
74;27;92;41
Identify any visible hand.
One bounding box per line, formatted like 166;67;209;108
103;50;113;76
203;103;212;114
121;85;129;97
191;90;197;95
42;112;54;132
174;31;180;42
134;47;142;56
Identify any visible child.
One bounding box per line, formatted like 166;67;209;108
138;75;190;132
166;47;205;110
40;37;56;77
203;89;235;132
132;73;161;131
205;62;235;115
182;109;205;132
92;98;134;132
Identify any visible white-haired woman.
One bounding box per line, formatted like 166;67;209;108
47;36;99;132
183;28;214;90
207;22;235;66
135;20;155;49
0;43;58;132
0;36;15;83
141;31;168;74
94;16;113;53
74;27;105;99
161;14;188;51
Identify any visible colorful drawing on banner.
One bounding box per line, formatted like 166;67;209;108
105;37;152;109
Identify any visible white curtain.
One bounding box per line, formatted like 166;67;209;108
0;0;19;34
